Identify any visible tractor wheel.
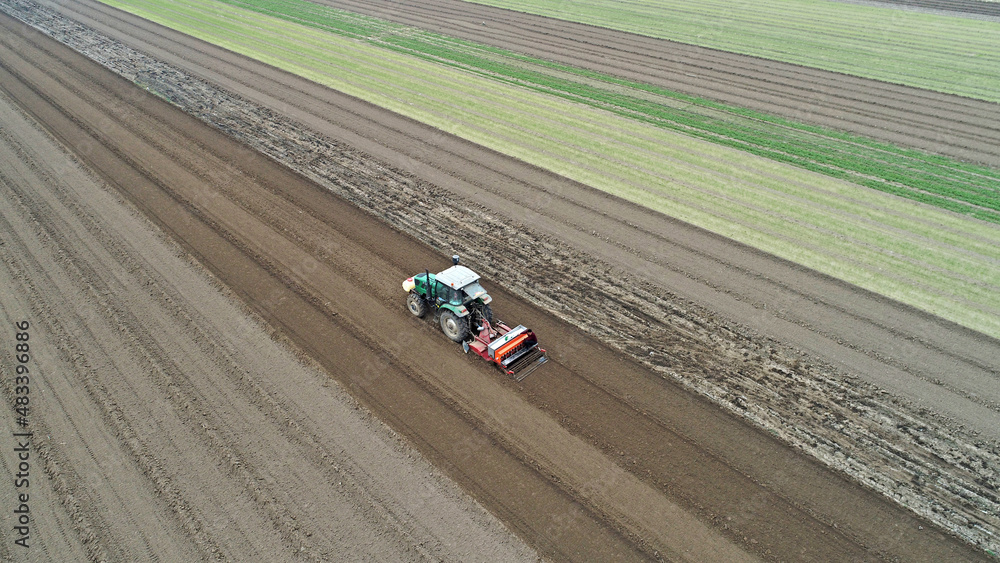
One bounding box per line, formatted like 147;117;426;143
439;310;470;342
406;292;427;318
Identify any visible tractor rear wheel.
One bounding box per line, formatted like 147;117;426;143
407;292;427;318
440;310;469;342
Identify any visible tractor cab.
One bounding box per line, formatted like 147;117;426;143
402;257;494;342
435;265;492;307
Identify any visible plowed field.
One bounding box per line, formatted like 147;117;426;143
0;23;535;563
1;0;997;560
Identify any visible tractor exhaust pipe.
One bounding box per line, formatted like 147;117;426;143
452;254;460;265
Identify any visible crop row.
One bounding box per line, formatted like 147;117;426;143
466;0;1000;102
99;0;1000;337
219;0;1000;224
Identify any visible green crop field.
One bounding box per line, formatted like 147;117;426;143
99;0;1000;338
204;0;1000;224
464;0;1000;102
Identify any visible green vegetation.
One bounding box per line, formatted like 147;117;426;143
200;0;1000;224
465;0;1000;102
98;0;1000;338
182;0;1000;225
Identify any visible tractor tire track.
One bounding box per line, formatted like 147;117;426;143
0;18;640;563
0;98;225;562
0;25;538;563
0;6;992;560
36;0;1000;423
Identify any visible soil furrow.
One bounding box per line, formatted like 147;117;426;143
0;149;220;562
0;19;539;562
0;18;642;562
1;1;997;559
35;0;1000;390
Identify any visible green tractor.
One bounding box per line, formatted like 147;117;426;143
402;255;494;343
402;255;548;380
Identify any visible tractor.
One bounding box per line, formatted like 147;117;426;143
402;256;548;380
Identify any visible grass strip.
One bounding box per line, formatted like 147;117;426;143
216;0;1000;225
463;0;1000;102
97;0;1000;337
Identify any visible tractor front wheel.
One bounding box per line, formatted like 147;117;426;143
440;310;470;342
407;292;428;318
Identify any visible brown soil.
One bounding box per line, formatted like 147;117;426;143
0;0;997;561
0;43;536;563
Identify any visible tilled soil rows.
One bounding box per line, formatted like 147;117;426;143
0;68;534;563
42;0;1000;426
2;0;998;559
